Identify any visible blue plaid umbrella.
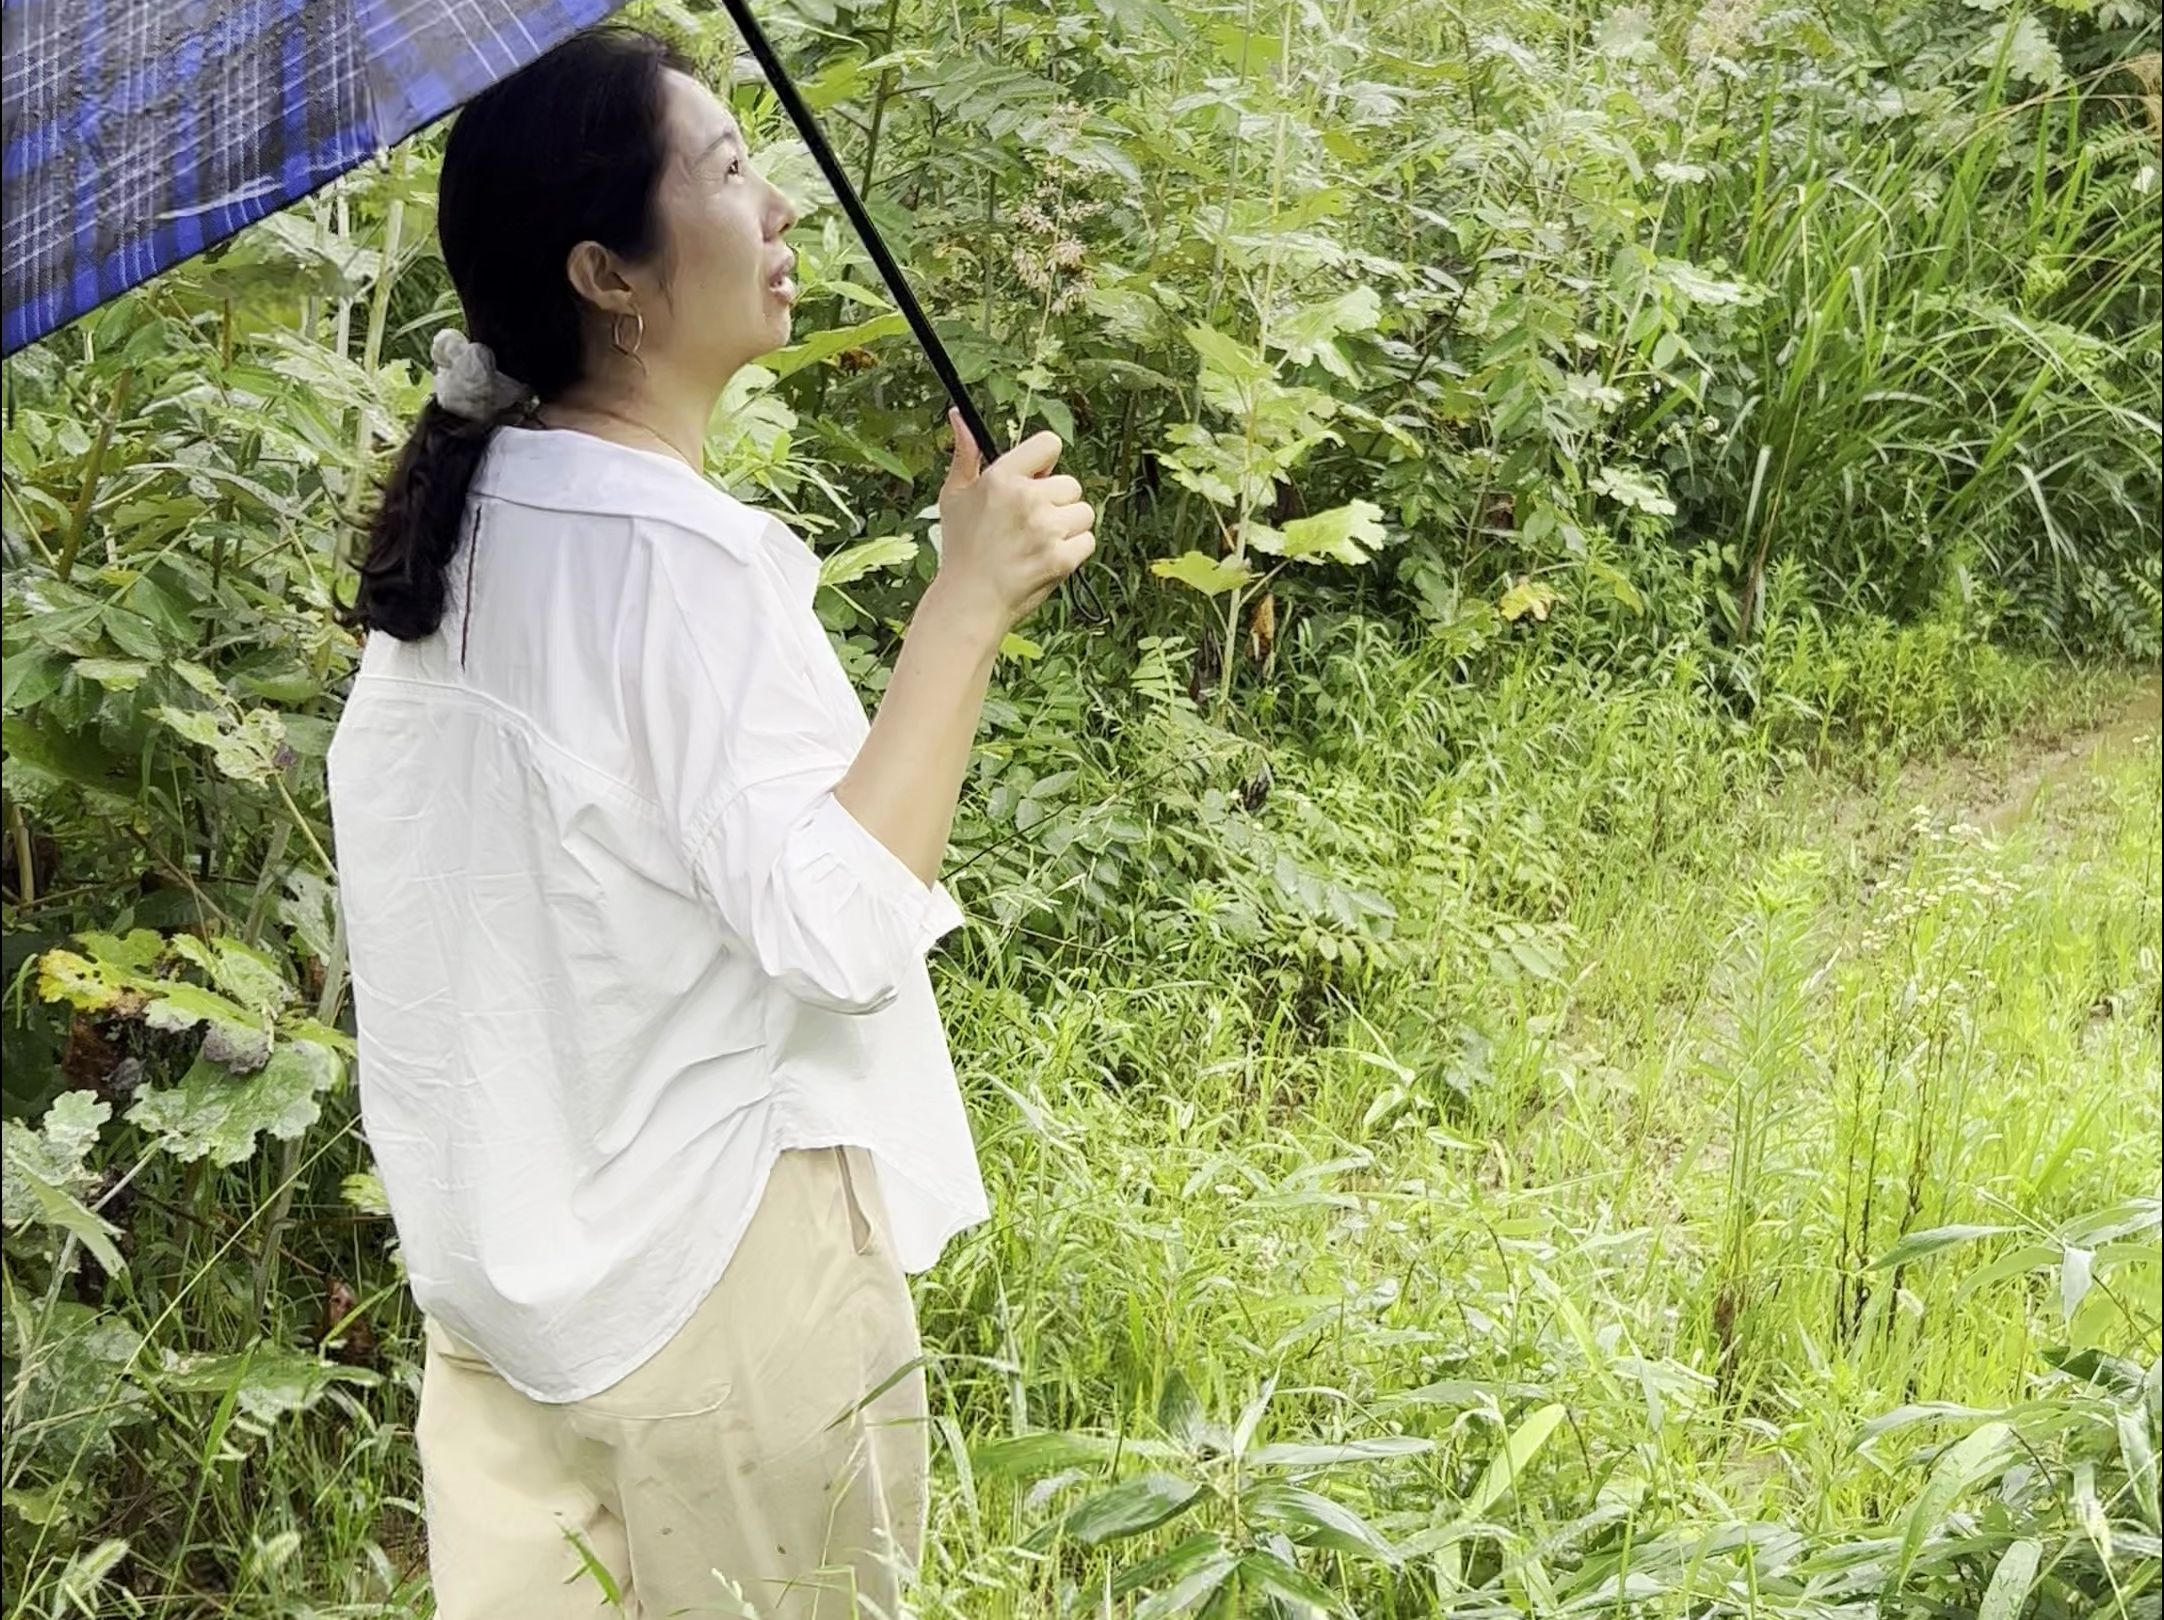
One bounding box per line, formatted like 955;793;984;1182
1;0;628;357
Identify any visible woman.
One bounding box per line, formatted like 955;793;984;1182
325;27;1092;1618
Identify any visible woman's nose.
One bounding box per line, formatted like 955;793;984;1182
770;185;799;236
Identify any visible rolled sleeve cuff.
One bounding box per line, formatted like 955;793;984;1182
690;786;966;1015
810;795;967;953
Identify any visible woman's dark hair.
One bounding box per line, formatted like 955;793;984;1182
350;27;691;639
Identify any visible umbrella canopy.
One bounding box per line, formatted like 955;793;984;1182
1;0;622;356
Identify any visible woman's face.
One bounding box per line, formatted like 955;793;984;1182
623;71;800;385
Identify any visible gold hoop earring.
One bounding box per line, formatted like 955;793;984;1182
611;309;645;366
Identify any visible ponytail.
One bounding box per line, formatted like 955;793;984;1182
344;25;687;642
347;402;503;640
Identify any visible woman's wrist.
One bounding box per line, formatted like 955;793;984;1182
916;573;1011;655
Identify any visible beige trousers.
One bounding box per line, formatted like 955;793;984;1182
417;1146;929;1619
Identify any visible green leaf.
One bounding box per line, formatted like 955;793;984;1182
1247;1481;1400;1564
1659;260;1761;307
1132;1549;1240;1620
562;1524;628;1606
1261;501;1386;567
159;1343;377;1425
138;979;266;1049
1275;287;1382;379
153;705;287;785
819;534;921;591
152;705;225;751
1466;1403;1566;1520
1952;1243;2060;1301
1856;1402;2001;1443
168;935;294;1018
1;1481;82;1528
1208;19;1282;73
1895;1422;2015;1585
1157;1371;1210;1450
1;716;134;802
1235;1549;1343;1612
2060;1246;2095;1321
2;646;68;711
280;872;341;966
973;1431;1182;1478
1111;1532;1231;1599
1978;1538;2042;1620
811;418;912;479
1498;578;1560;624
1973;13;2063;85
2122;1406;2161;1526
71;658;151;691
1184;324;1273;387
1870;1225;2012;1269
1058;1472;1204;1546
80;930;165;972
765;312;908;381
1152;551;1253;597
2;1094;124;1272
1384;1401;1575;1557
3;1166;125;1275
2059;1199;2162;1247
1589;466;1677;517
1246;1436;1434;1468
127;1038;344;1167
6;1304;147;1467
1388;1378;1547;1410
1595;6;1656;57
41;1091;113;1165
172;660;227;699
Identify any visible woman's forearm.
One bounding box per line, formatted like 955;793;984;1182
833;579;1006;886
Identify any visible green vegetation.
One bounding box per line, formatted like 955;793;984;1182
2;0;2158;1613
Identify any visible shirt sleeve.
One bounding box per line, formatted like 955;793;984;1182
647;527;965;1017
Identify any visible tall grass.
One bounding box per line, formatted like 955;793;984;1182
3;0;2159;1610
891;645;2161;1618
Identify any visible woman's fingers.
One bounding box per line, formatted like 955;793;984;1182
1050;499;1095;540
995;431;1064;479
1022;533;1095;610
1047;530;1096;582
943;408;982;490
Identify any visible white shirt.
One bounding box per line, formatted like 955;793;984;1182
326;426;988;1403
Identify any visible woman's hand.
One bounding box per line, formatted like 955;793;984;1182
930;409;1096;635
832;413;1096;886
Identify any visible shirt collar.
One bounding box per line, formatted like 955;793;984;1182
475;425;819;602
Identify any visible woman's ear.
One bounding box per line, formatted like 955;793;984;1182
565;241;637;316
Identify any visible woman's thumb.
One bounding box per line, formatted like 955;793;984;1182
943;407;982;488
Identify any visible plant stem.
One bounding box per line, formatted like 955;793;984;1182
859;0;906;198
5;796;34;907
56;371;132;582
343;152;409;529
250;914;347;1323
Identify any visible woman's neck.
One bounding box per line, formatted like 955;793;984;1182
541;372;719;471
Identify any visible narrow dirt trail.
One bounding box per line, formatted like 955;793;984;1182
1973;670;2163;835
